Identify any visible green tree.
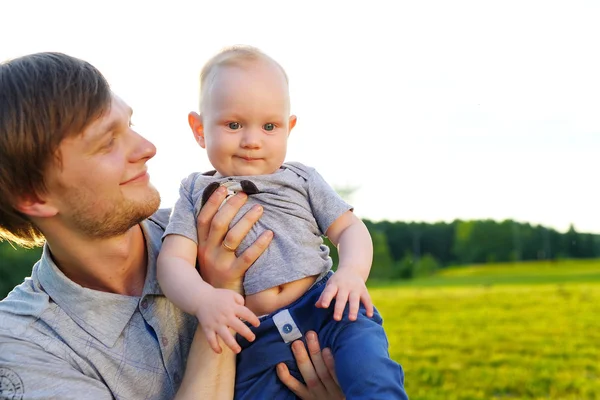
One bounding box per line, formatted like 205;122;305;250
395;253;415;280
370;230;395;280
324;237;339;269
0;242;42;299
413;254;440;278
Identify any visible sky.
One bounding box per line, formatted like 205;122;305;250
2;0;599;233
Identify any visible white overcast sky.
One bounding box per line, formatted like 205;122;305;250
2;0;599;233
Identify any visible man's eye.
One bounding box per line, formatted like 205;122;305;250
228;122;241;130
103;137;116;150
263;123;275;131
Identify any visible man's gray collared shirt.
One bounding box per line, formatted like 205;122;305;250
0;210;197;399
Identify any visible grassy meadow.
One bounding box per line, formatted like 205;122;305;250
371;259;600;399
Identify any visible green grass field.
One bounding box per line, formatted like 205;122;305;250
371;259;600;399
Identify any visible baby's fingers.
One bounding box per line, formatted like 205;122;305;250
217;326;241;354
233;292;245;306
316;283;338;309
362;290;374;318
237;306;260;328
348;291;361;321
230;318;256;343
205;329;222;354
333;289;349;321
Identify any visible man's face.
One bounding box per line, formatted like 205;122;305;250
42;94;160;239
197;60;296;177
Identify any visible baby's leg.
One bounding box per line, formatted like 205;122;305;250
283;273;407;398
321;307;408;399
236;272;408;399
235;315;301;400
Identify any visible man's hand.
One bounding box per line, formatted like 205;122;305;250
196;187;273;293
195;287;260;354
315;269;374;321
277;331;344;400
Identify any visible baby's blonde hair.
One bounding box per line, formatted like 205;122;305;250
198;45;288;111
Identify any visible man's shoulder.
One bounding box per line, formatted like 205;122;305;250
0;273;49;338
0;279;114;399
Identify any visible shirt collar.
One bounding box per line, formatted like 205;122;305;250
36;219;163;348
209;166;285;180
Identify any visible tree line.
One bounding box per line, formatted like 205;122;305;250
2;219;599;298
359;219;600;280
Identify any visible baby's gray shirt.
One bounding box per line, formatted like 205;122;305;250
163;162;352;295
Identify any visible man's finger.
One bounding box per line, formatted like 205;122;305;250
223;203;264;251
292;340;328;398
206;192;248;249
276;363;311;399
197;186;227;244
235;230;273;276
322;348;340;386
305;331;337;393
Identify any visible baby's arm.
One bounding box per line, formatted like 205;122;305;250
157;234;259;354
315;210;374;321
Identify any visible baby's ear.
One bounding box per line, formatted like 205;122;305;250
288;115;297;134
188;112;206;148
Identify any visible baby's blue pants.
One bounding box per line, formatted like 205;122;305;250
235;272;408;399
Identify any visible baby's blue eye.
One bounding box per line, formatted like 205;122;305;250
228;122;241;130
263;123;275;131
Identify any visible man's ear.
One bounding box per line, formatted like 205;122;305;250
15;194;58;218
288;115;297;136
188;112;206;148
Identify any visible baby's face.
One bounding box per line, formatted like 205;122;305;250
199;60;295;177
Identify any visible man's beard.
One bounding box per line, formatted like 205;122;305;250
69;185;161;239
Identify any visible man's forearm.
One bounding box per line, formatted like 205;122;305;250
174;327;236;400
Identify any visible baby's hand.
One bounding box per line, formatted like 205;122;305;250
195;287;260;354
315;269;374;321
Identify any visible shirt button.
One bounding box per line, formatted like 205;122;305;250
141;299;148;309
161;336;169;346
282;323;293;334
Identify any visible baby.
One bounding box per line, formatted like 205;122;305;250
157;46;407;399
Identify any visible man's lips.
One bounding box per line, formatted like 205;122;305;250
121;171;149;185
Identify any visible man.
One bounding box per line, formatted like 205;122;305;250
0;52;343;399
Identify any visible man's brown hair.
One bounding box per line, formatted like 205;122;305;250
0;52;111;247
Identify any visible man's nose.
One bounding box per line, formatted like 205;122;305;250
128;130;157;162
